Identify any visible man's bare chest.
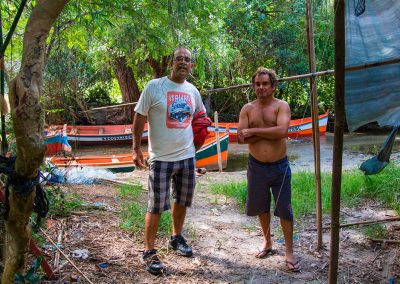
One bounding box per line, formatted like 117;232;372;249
248;108;277;128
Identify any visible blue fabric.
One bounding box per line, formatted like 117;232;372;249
345;0;400;132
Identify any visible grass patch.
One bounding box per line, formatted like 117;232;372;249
118;183;172;238
363;224;388;239
210;163;400;216
210;180;247;211
46;185;84;216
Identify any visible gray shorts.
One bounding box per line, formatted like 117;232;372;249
147;157;196;213
246;155;293;221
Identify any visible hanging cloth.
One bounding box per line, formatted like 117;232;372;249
359;125;399;175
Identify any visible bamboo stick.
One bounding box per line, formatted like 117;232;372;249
346;58;400;72
214;111;222;172
39;227;94;284
53;219;65;268
203;57;400;95
306;0;323;250
307;217;400;231
80;102;137;112
370;239;400;244
203;70;334;94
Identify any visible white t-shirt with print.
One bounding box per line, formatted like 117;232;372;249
134;76;206;162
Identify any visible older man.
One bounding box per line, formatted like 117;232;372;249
132;47;206;275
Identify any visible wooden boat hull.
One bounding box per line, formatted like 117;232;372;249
52;112;328;145
52;124;148;145
47;131;230;173
208;112;329;142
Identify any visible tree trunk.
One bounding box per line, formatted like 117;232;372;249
111;55;140;123
146;55;169;78
2;0;68;282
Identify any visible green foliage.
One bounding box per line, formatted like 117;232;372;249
2;0;336;121
46;185;84;216
14;257;44;284
363;224;388;239
85;82;114;107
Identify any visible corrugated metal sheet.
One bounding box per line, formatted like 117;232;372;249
345;0;400;131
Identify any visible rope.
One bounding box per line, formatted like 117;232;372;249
0;156;49;223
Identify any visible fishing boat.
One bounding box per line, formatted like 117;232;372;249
50;124;146;145
44;125;72;155
47;131;229;173
52;111;328;145
208;111;330;142
44;133;72;155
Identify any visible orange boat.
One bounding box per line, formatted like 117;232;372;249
52;112;328;144
47;131;229;173
209;111;329;142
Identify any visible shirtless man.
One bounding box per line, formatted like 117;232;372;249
238;67;300;272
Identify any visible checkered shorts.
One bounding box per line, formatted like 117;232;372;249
147;157;196;213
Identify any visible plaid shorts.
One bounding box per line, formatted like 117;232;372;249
147;157;196;213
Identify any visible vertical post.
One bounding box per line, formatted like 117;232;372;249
306;0;323;249
214;111;222;172
329;0;345;283
0;12;7;154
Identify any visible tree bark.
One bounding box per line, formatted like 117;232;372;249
146;55;169;78
2;0;68;282
111;55;140;123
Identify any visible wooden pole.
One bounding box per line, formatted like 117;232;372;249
203;57;399;95
214;111;222;172
80;102;137;112
307;216;400;231
0;13;6;155
306;0;323;250
329;1;345;283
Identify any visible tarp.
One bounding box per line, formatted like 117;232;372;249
345;0;400;132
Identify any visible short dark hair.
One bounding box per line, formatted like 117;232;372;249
251;67;278;87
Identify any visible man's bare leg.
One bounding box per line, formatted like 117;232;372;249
144;212;161;250
256;212;273;256
172;203;187;236
280;218;299;270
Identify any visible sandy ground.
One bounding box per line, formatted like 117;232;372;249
39;172;400;283
36;133;400;283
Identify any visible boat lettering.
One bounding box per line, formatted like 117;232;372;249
288;126;301;132
102;135;132;141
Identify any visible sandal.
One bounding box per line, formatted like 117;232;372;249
285;259;301;272
255;248;276;258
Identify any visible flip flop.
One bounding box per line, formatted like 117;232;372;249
255;248;276;258
285;260;301;272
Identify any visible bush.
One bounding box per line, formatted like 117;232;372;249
85;82;114;107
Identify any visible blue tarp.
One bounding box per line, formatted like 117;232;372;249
345;0;400;132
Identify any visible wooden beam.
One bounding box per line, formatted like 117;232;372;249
80;102;137;113
329;1;345;283
203;57;400;95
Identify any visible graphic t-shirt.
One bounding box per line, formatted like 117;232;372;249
134;76;205;162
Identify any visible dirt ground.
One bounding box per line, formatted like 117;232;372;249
37;167;400;284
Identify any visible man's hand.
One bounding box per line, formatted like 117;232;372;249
132;148;145;169
239;128;253;139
